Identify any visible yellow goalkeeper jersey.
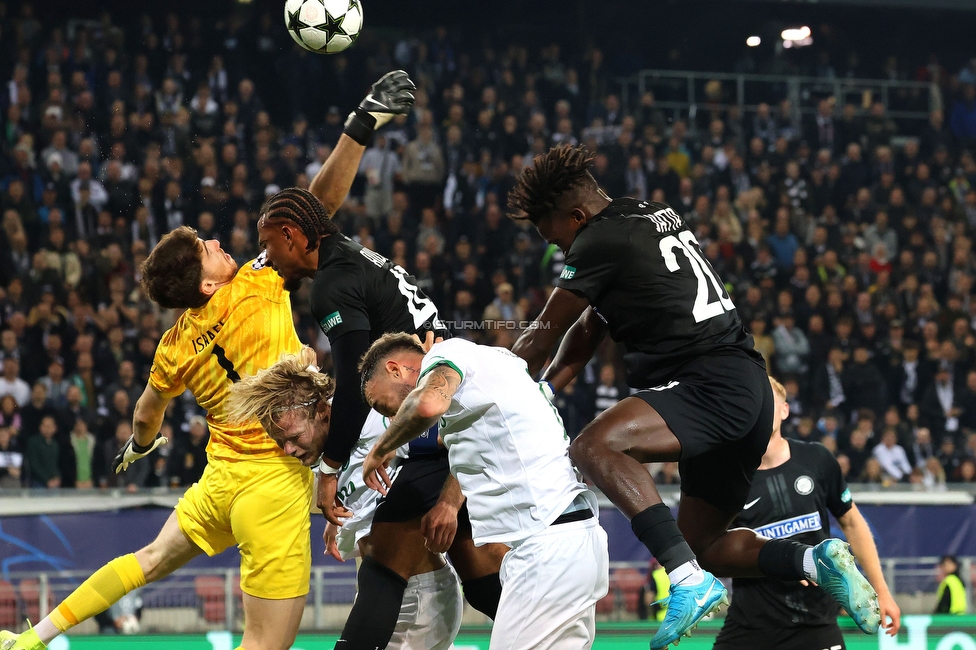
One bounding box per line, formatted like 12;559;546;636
149;254;302;460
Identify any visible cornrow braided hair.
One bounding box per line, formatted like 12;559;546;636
507;145;596;224
260;187;339;251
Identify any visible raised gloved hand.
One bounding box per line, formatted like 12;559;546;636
112;433;168;474
343;70;416;145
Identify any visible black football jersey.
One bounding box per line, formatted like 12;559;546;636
724;440;854;629
556;199;760;389
310;234;446;343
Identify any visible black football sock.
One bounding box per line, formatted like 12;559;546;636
335;557;407;650
757;539;809;581
631;503;696;573
461;572;502;620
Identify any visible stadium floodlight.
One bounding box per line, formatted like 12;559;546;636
781;26;812;48
746;36;761;47
781;26;811;41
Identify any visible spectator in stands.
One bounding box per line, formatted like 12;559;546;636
921;366;961;442
843;346;888;415
482;282;524;331
68;418;96;489
167;415;209;487
873;428;913;482
912;427;936;469
771;312;809;376
591;363;625;419
749;315;775;369
360;134;401;222
0;427;23;488
939;436;964;481
859;457;888;484
960;458;976;483
922;456;947;488
552;376;591;441
25;415;60;488
98;421;146;491
40;358;71;407
58;384;95;433
20;382;54;440
846;427;874;480
402;124;445;209
0;357;30;407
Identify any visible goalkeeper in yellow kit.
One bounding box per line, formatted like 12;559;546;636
0;71;417;650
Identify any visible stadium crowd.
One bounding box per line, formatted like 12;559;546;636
0;4;976;491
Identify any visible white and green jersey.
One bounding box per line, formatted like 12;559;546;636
334;409;407;560
420;339;591;545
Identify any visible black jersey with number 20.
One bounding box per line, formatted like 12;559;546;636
310;233;446;343
556;198;760;388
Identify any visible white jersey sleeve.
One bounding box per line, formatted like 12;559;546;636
334;409;408;560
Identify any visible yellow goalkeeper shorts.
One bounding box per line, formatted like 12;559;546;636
175;455;313;599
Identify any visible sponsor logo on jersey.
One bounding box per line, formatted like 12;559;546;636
743;497;761;509
560;265;577;280
754;512;822;539
840;487;852;503
794;475;814;495
320;311;343;333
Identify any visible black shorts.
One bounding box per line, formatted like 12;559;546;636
633;351;773;512
372;450;450;523
713;622;845;650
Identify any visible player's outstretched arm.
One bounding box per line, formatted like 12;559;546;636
114;384;172;473
309;70;416;214
308;134;366;215
512;287;591;379
838;504;901;636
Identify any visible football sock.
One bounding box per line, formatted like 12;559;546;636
461;572;502;620
757;539;808;582
803;547;817;581
43;554;146;643
335;556;407;650
667;559;706;586
631;504;696;573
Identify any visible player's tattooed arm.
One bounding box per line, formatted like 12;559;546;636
374;365;460;457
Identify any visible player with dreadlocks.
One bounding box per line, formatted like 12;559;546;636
507;145;881;649
258;74;505;650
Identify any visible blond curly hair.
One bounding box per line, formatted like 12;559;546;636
226;347;335;440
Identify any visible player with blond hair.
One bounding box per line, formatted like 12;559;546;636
226;345;465;650
0;71;417;650
713;377;900;649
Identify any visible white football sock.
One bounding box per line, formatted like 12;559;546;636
803;548;817;582
668;559;706;586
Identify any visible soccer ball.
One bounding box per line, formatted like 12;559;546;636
284;0;363;54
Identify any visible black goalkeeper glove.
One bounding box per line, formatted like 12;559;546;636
112;432;168;474
343;70;416;146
